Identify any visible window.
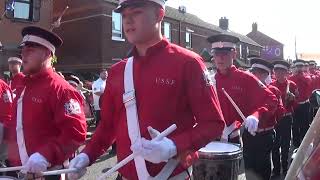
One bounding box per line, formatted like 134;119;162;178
5;0;40;22
14;0;32;20
163;22;171;42
186;31;192;48
112;11;123;41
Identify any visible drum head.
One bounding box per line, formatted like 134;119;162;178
198;141;242;160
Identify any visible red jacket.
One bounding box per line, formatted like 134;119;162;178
7;68;87;166
215;66;278;129
270;79;298;114
83;39;225;179
0;79;12;128
9;72;25;97
267;85;285;125
290;73;313;103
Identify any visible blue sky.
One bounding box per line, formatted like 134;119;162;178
167;0;320;59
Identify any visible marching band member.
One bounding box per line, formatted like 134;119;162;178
208;34;278;180
0;79;12;163
5;26;87;179
67;0;225;179
290;60;313;148
250;58;285;180
271;60;298;177
7;57;24;98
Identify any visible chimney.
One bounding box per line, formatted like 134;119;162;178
219;17;229;30
252;22;258;32
178;6;187;14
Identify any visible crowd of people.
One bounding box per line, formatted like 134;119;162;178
0;0;319;180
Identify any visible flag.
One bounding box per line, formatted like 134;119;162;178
6;0;15;12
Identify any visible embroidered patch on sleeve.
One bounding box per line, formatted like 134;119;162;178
203;69;214;86
64;99;81;115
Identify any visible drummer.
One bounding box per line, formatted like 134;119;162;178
5;26;87;179
249;58;285;180
67;0;225;179
0;79;12;166
270;60;298;177
208;34;278;179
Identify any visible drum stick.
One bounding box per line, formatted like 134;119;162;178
41;168;78;176
0;166;23;172
98;124;177;180
285;108;320;180
222;88;246;121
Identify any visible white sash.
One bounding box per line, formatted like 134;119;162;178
123;57;150;180
16;87;29;165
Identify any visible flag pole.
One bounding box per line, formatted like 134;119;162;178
295;36;298;60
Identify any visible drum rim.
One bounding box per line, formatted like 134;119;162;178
0;176;18;180
198;142;243;159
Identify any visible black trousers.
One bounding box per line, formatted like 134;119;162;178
243;129;275;180
272;115;293;173
293;102;310;147
94;110;101;126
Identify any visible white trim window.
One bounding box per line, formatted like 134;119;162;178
186;31;192;48
5;0;40;22
112;11;124;41
163;22;171;42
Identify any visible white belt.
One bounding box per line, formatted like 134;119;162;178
298;99;309;105
121;166;192;180
256;126;274;133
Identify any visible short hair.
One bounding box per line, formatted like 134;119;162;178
99;69;107;73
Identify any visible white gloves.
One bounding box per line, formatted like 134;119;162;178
0;123;3;145
244;115;259;136
130;127;177;164
23;153;49;173
68;153;90;180
220;122;237;142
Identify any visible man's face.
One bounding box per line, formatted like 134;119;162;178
294;65;303;73
8;62;21;74
100;70;108;80
122;3;161;45
252;68;269;82
21;42;50;74
274;68;288;81
213;50;235;72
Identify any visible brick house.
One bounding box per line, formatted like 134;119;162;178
0;0;52;73
52;0;223;73
216;17;262;67
247;23;284;61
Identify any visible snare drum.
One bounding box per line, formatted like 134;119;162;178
0;177;18;180
193;141;243;180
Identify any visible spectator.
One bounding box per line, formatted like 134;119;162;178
92;69;107;125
